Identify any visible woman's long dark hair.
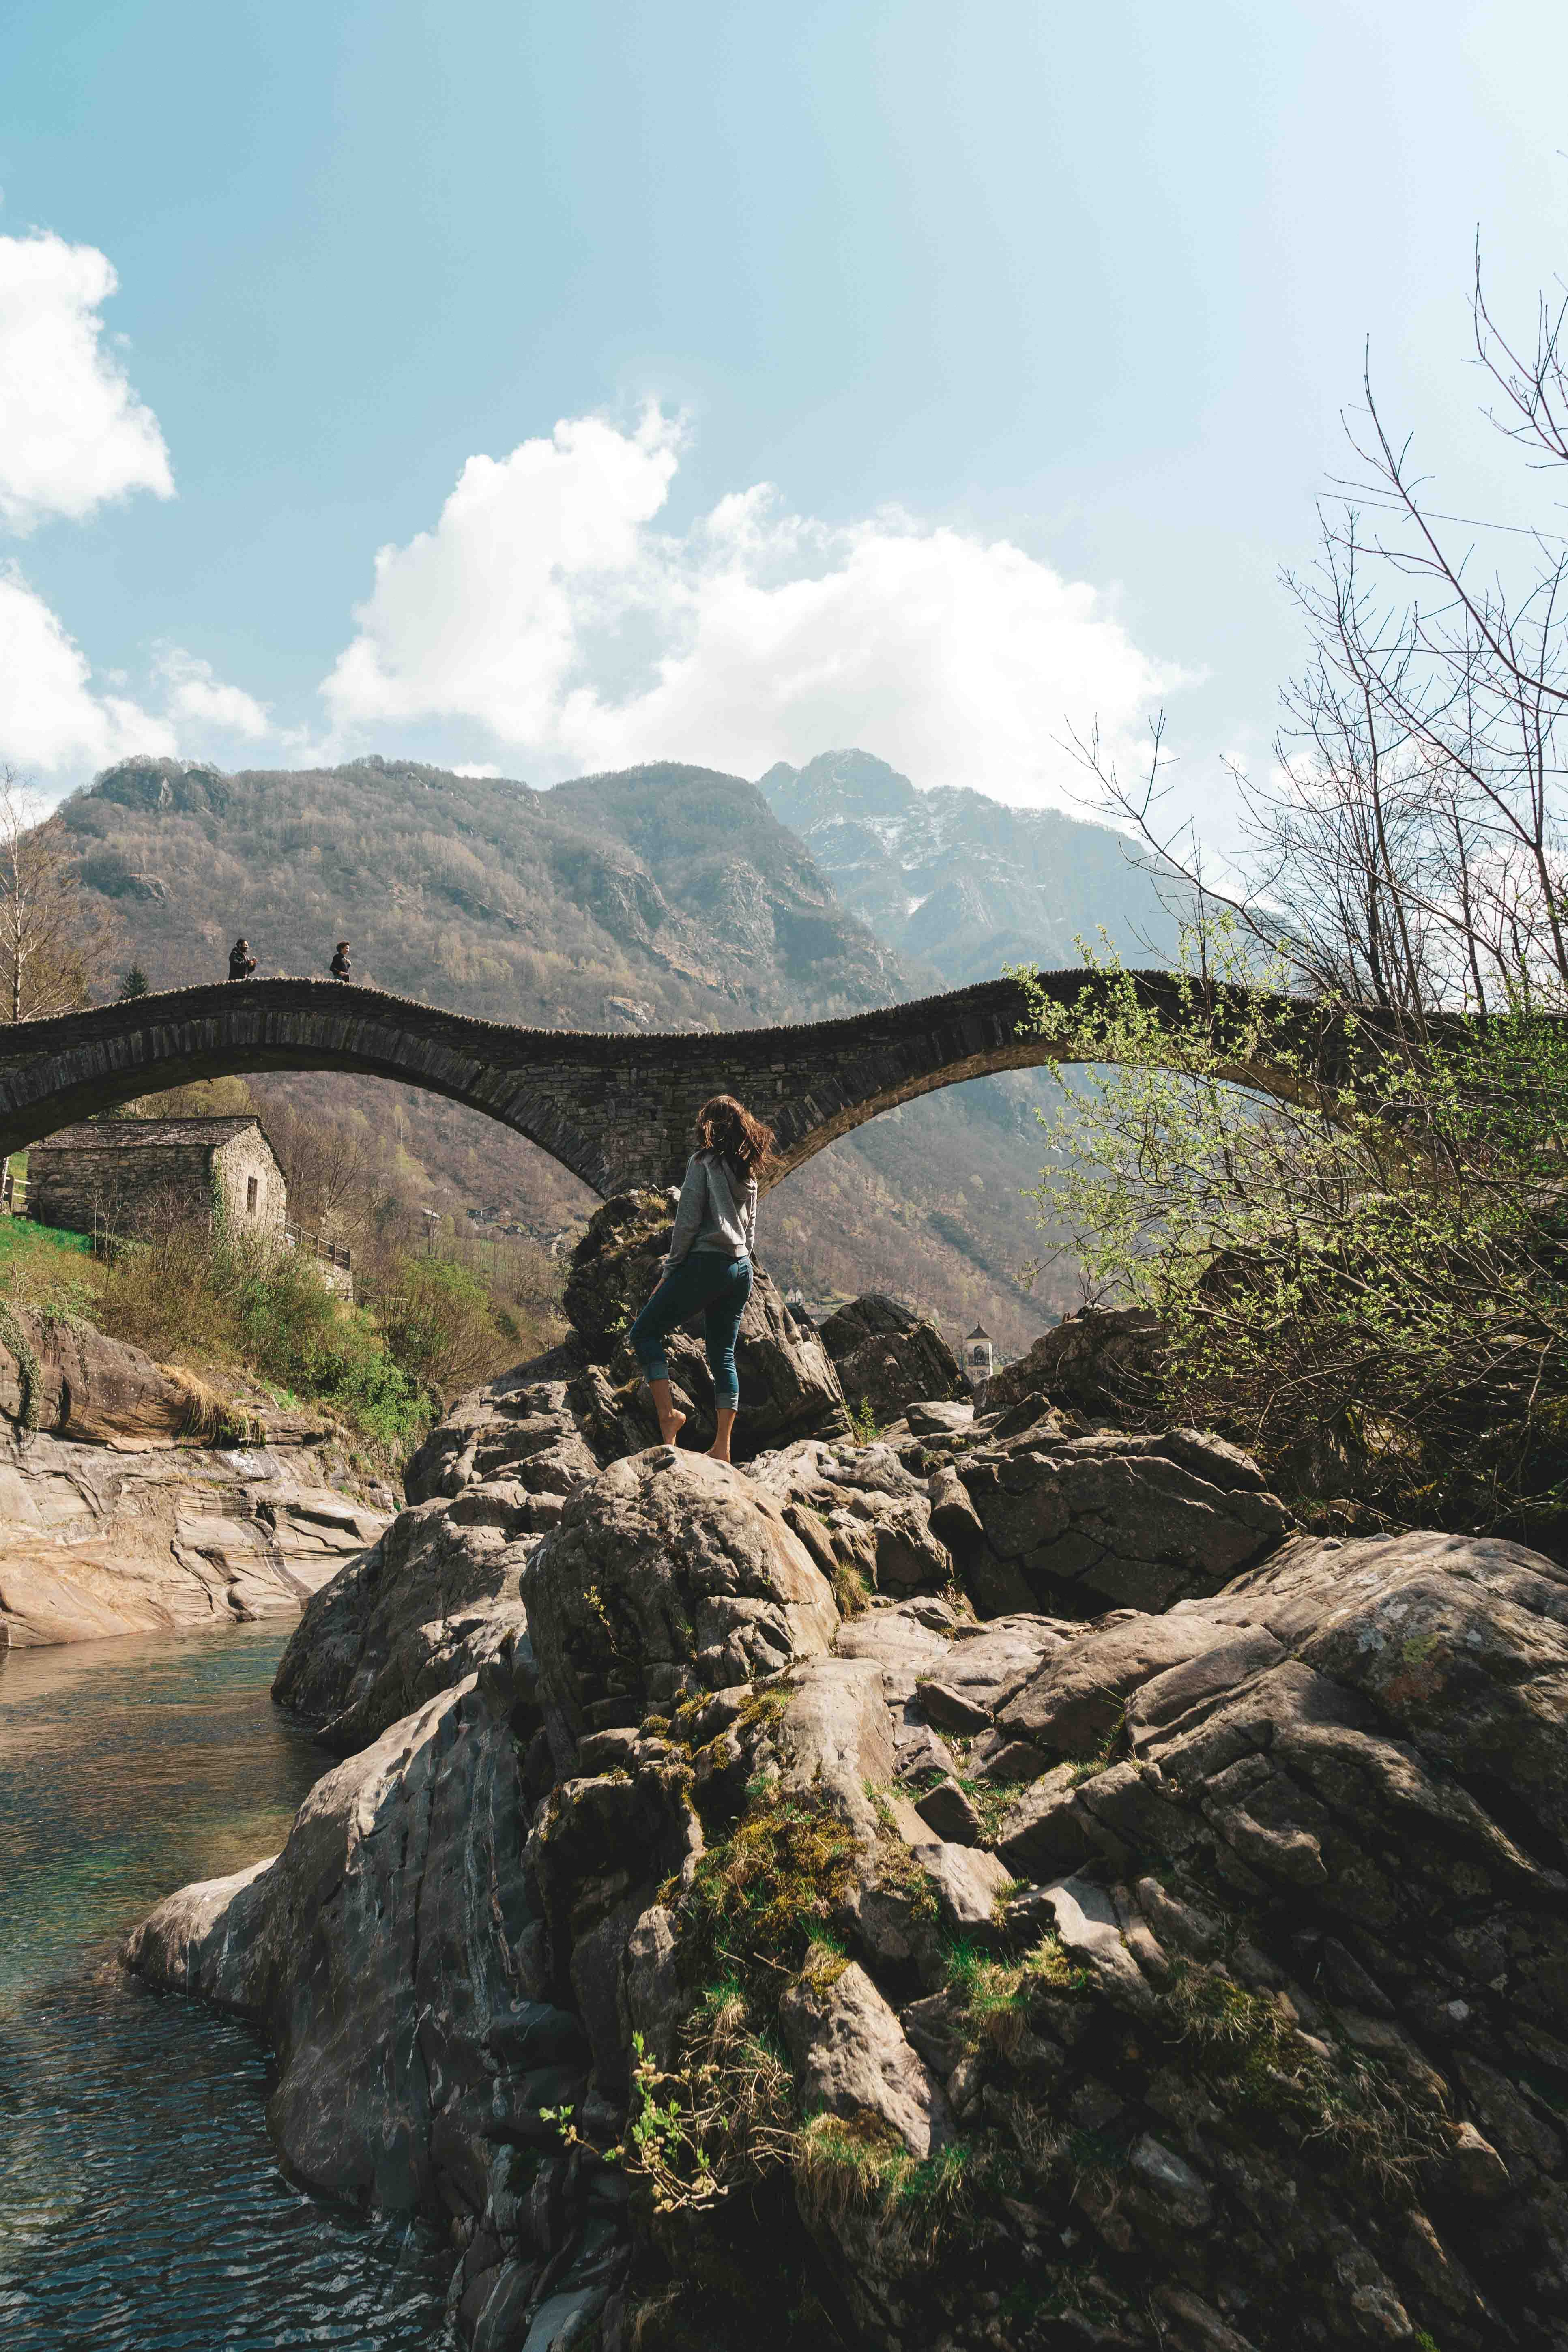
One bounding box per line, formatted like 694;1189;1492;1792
694;1094;775;1182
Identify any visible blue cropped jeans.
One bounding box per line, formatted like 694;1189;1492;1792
630;1251;752;1409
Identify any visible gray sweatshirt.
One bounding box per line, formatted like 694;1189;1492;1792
664;1151;758;1273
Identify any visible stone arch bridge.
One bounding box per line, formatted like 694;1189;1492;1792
0;972;1356;1201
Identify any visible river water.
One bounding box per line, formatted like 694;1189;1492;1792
0;1622;455;2351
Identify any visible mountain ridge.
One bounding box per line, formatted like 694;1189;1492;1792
758;745;1182;984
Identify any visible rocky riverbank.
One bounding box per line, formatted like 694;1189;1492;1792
127;1195;1568;2349
0;1307;389;1646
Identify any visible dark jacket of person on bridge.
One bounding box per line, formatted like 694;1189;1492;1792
329;942;352;982
629;1093;771;1467
228;939;256;982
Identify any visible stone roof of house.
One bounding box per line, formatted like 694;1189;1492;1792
30;1116;280;1160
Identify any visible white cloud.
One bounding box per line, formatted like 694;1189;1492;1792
0;231;174;533
0;233;274;793
154;646;270;739
323;407;1186;805
0;563;174;773
0;579;274;785
451;760;503;778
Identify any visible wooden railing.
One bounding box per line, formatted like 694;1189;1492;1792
284;1223;351;1271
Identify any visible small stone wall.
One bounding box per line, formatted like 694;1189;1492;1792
214;1129;287;1242
28;1137;219;1240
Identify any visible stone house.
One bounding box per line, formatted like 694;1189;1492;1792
27;1116;288;1246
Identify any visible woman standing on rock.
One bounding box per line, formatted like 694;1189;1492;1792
631;1094;773;1464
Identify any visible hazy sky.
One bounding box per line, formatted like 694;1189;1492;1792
2;0;1566;821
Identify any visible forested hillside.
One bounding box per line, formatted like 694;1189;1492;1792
57;754;1077;1351
66;753;906;1019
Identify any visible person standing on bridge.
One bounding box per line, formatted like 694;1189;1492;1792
329;941;352;982
630;1094;772;1465
228;937;256;982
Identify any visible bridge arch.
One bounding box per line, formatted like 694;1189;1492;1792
0;981;617;1195
0;972;1348;1200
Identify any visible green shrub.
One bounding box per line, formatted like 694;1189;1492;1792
224;1239;430;1452
94;1219;237;1363
375;1252;505;1396
91;1221;431;1465
1017;924;1568;1538
847;1396;880;1446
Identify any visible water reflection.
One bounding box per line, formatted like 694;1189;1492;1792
0;1625;453;2350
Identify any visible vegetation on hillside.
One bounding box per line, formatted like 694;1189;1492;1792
2;1204;563;1471
1022;928;1568;1536
58;755;902;1025
1028;239;1568;1544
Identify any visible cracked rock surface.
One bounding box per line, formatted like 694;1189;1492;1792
126;1201;1568;2350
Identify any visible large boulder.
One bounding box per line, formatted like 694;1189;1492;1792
984;1301;1164;1419
0;1302;253;1450
270;1357;640;1748
616;1535;1568;2348
560;1188;671;1357
278;1283;849;1749
402;1354;601;1506
520;1465;849;2100
816;1293;969;1426
129;1664;634;2346
270;1488;538;1750
747;1435;956;1597
957;1421;1291;1617
607;1270;848;1460
522;1450;840;1756
0;1423;387;1650
131;1449;1568;2350
127;1675;582;2212
0;1302;390;1648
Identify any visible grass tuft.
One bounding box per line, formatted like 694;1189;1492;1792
794;2116;1014;2267
1065;1709;1128;1785
945;1931;1085;2054
158;1364;265;1446
831;1559;871;1616
950;1771;1016;1843
681;1792;860;1984
1160;1959;1450;2197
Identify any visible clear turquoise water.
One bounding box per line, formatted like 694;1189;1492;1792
0;1622;455;2350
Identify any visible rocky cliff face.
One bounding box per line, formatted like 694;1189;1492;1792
757;749;1182;987
0;1308;389;1647
125;1205;1568;2351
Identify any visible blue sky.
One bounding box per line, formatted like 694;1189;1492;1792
2;0;1566;819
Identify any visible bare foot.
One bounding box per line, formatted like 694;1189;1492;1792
659;1409;687;1446
702;1446;731;1464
